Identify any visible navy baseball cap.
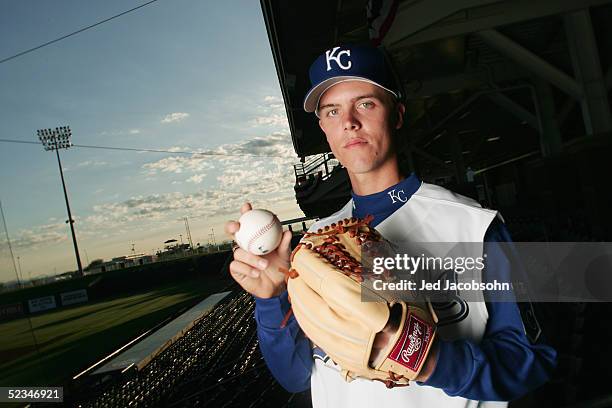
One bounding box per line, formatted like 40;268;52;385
303;44;399;114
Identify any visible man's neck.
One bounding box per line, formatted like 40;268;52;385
349;162;403;196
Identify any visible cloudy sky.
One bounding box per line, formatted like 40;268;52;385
0;0;305;282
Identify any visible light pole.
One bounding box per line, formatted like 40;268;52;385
17;256;23;283
37;126;84;277
209;228;218;251
83;248;90;266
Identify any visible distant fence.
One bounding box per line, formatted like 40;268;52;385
0;251;233;322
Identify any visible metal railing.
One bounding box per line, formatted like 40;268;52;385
281;215;319;233
293;152;340;181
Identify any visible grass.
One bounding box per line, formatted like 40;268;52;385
0;277;228;387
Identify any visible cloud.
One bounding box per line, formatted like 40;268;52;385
250;95;289;129
5;132;301;247
99;129;142;136
80;132;295;227
161;112;190;124
77;160;108;168
84;191;225;227
143;155;215;175
187;174;206;184
83;177;295;230
264;96;281;103
206;131;294;159
210;132;297;199
8;222;69;250
142;132;293;177
167;146;190;152
263;95;284;109
251;114;289;128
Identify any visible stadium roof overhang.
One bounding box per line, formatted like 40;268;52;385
260;0;612;174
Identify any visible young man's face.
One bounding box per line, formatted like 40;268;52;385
317;81;404;178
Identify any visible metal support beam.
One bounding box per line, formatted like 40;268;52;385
474;150;539;175
404;71;485;100
412;147;454;170
557;65;612;127
485;92;539;130
403;63;526;100
557;96;577;128
384;0;612;48
413;85;540;146
383;0;501;47
476;29;583;100
565;9;612;135
533;78;563;156
448;129;467;182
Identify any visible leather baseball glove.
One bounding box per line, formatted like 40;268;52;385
283;216;437;388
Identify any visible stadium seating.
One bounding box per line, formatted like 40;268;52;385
71;285;310;407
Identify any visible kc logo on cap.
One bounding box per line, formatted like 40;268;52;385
325;47;352;71
303;44;399;113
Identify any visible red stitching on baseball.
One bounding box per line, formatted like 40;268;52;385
247;216;277;253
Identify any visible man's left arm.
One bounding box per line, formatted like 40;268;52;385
420;219;558;401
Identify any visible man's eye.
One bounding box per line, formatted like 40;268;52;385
360;101;374;109
327;109;338;117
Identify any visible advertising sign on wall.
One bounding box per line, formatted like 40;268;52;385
28;296;57;313
60;289;88;306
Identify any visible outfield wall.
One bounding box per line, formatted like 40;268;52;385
0;251;232;322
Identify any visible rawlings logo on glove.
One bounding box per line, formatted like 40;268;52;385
392;314;433;371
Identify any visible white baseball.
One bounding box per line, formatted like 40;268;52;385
235;209;283;255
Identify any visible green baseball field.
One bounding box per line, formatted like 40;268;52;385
0;274;229;388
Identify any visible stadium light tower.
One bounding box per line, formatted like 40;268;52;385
37;126;84;277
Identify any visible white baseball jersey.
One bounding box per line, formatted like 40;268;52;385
307;182;507;408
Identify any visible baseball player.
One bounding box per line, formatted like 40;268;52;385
225;44;557;407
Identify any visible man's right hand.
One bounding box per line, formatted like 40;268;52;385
225;202;293;299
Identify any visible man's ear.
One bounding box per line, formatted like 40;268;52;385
395;103;406;130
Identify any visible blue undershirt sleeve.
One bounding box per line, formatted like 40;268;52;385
254;290;313;393
422;219;557;401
